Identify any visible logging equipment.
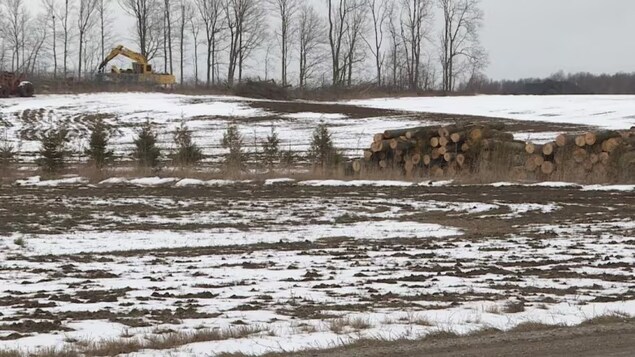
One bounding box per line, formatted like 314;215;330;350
97;45;176;86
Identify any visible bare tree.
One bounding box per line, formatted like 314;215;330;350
343;0;366;86
298;4;323;88
178;1;192;84
438;0;484;92
400;0;432;90
60;0;72;76
77;0;99;79
41;0;59;77
119;0;161;59
327;0;352;87
96;0;115;62
188;10;202;85
267;0;298;86
1;0;29;71
363;0;388;86
386;2;401;87
224;0;265;86
194;0;223;86
163;0;174;73
25;14;49;74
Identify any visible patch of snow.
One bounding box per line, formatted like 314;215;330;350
490;182;516;187
98;177;129;185
282;112;347;120
129;177;179;187
14;176;88;187
204;179;252;186
581;184;635;192
417;180;454;187
299;180;414;187
530;181;582;188
264;178;296;185
174;178;206;187
7;221;461;255
513;132;562;144
347;95;635;129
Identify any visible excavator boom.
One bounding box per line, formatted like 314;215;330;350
98;45;151;73
97;45;175;86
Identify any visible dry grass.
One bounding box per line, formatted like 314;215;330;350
581;311;631;326
423;328;459;340
329;316;373;333
0;348;79;357
503;300;526;314
509;321;563;333
0;325;264;357
484;305;502;314
399;313;434;326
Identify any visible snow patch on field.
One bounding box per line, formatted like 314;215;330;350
282;112;347;120
7;221;460;255
347;95;635;129
14;176;88;187
299;180;415;187
3;92;263;119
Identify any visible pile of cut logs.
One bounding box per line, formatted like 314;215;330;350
354;123;635;182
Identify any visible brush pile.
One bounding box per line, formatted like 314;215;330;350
355;123;635;182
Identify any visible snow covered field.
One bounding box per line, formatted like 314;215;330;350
0;93;427;161
1;93;634;356
2;93;629;163
0;182;633;356
347;95;635;130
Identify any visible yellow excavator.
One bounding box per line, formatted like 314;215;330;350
97;45;176;86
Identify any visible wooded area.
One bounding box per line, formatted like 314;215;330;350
0;0;486;92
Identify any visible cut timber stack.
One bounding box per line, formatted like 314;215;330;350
361;122;527;180
358;123;635;183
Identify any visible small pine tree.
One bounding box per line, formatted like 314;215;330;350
280;147;296;169
132;121;161;169
0;130;15;169
262;125;280;169
0;142;14;169
172;121;203;167
37;128;69;173
221;123;246;171
85;119;114;168
307;124;341;169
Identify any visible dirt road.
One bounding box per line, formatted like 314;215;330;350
280;320;635;357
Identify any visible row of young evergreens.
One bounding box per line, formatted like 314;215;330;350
0;120;343;175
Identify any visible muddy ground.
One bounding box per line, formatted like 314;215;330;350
0;182;633;355
273;318;635;357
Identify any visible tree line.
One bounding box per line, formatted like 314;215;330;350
0;0;486;92
463;71;635;95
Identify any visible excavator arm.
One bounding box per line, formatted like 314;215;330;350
98;45;150;73
96;44;175;86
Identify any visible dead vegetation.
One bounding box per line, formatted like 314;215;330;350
0;326;264;357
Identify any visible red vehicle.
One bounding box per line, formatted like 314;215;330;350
0;72;34;97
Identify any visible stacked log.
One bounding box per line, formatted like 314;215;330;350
361;122;520;178
523;129;635;182
357;124;635;183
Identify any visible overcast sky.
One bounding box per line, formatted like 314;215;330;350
481;0;635;79
25;0;635;80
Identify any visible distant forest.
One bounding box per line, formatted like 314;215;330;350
463;71;635;95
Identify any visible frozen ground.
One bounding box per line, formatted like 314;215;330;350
0;183;633;356
1;93;633;356
0;93;426;161
347;95;635;130
0;93;601;163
